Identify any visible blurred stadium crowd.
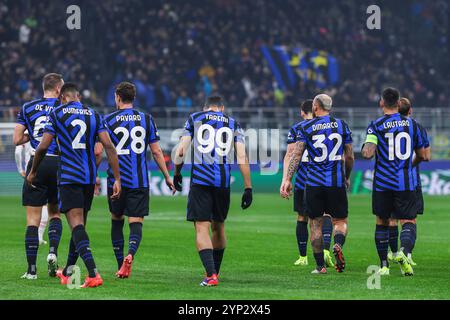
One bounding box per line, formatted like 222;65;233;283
0;0;448;110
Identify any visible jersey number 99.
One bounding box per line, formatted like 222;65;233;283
196;124;233;156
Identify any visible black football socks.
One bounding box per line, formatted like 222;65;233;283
111;219;125;269
25;226;39;275
199;249;216;277
213;248;225;275
375;225;389;267
72;224;97;278
128;222;143;257
296;221;308;257
63;237;79;276
400;222;416;255
48;217;62;256
322;216;333;251
388;225;399;254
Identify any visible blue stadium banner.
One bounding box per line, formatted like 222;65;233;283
261;45;339;90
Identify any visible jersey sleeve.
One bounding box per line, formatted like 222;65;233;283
234;121;245;143
287;126;297;144
182;116;194;138
342;120;353;144
296;126;307;143
44;111;57;136
418;124;430;148
148;115;160;143
364;121;378;145
16;106;26;126
96;113;107;134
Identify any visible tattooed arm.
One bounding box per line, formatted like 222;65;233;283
280;141;306;199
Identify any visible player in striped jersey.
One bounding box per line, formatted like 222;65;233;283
174;95;253;287
101;82;175;278
362;88;430;276
281;94;354;274
15;142;49;246
284;100;334;267
27;83;122;288
386;97;431;267
13;73;64;279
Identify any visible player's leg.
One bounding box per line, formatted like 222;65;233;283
111;214;125;270
309;217;325;273
211;221;226;275
22;206;42;279
195;221;218;283
326;187;348;273
117;187;149;278
332;217;348;273
38;205;48;245
373;191;393;275
322;214;333;267
392;191;417;276
387;219;399;262
108;186;126;271
295;215;309;265
305;187;326;274
293;189;308;266
187;185;218;286
46;203;62;277
61;209;87;279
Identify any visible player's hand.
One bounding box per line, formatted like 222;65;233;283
241;188;253;209
173;174;183;192
94;176;101;196
26;171;37;188
165;177;176;195
20;171;26;178
111;180;121;200
280;180;292;199
345;178;351;190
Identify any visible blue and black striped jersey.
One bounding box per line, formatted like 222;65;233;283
16;98;60;156
44;101;106;185
365;113;425;191
182;111;244;188
103;108;160;189
412;123;430;188
297;115;352;188
287;122;309;190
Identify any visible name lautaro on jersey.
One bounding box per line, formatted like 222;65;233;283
383;120;410;129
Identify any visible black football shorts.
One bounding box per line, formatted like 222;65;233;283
187;184;230;222
108;187;149;217
416;187;424;215
58;184;95;214
22;155;59;207
293;188;307;216
372;190;418;220
305;186;348;219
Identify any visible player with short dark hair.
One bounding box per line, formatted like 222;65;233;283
386;97;431;266
283;99;334;267
174;95;253;287
101;81;175;278
27;82;122;288
281;94;354;274
13;73;64;280
362;88;430;276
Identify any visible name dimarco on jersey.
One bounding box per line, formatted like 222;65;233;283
312;122;338;131
62;107;93;115
205;114;229;123
116;114;142;122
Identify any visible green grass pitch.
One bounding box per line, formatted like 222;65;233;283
0;194;449;300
